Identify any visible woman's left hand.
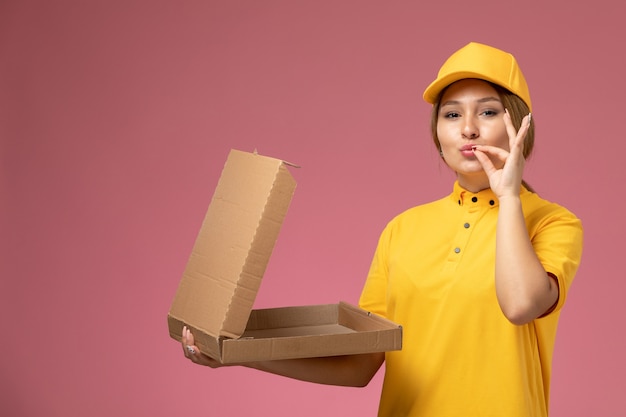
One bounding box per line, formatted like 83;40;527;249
472;110;531;199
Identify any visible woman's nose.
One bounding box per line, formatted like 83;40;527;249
462;117;479;139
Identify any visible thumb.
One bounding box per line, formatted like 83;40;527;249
472;148;497;177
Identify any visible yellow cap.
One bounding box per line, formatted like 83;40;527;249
422;42;532;111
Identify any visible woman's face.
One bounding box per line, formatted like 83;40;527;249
437;79;509;190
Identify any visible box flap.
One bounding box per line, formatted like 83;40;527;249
168;149;296;340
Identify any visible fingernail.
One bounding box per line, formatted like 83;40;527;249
528;113;532;124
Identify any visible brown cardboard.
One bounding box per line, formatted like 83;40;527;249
167;149;402;363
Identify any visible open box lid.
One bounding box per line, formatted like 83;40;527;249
168;149;297;340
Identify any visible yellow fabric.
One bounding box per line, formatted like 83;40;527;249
359;182;583;417
422;42;533;111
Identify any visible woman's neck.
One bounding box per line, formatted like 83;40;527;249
456;174;491;193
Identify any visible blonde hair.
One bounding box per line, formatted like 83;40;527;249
429;80;535;192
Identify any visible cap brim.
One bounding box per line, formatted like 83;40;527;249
422;71;501;105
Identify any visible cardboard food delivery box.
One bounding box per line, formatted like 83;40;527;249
167;149;402;363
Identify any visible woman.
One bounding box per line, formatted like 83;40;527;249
182;42;583;417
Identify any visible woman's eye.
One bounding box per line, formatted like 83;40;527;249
481;110;498;117
444;112;460;119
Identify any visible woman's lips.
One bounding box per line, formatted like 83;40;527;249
460;144;476;157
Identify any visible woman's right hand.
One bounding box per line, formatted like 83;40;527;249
181;326;224;368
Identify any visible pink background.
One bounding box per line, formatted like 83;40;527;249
2;1;623;416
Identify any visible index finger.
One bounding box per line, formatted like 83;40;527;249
182;326;197;356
